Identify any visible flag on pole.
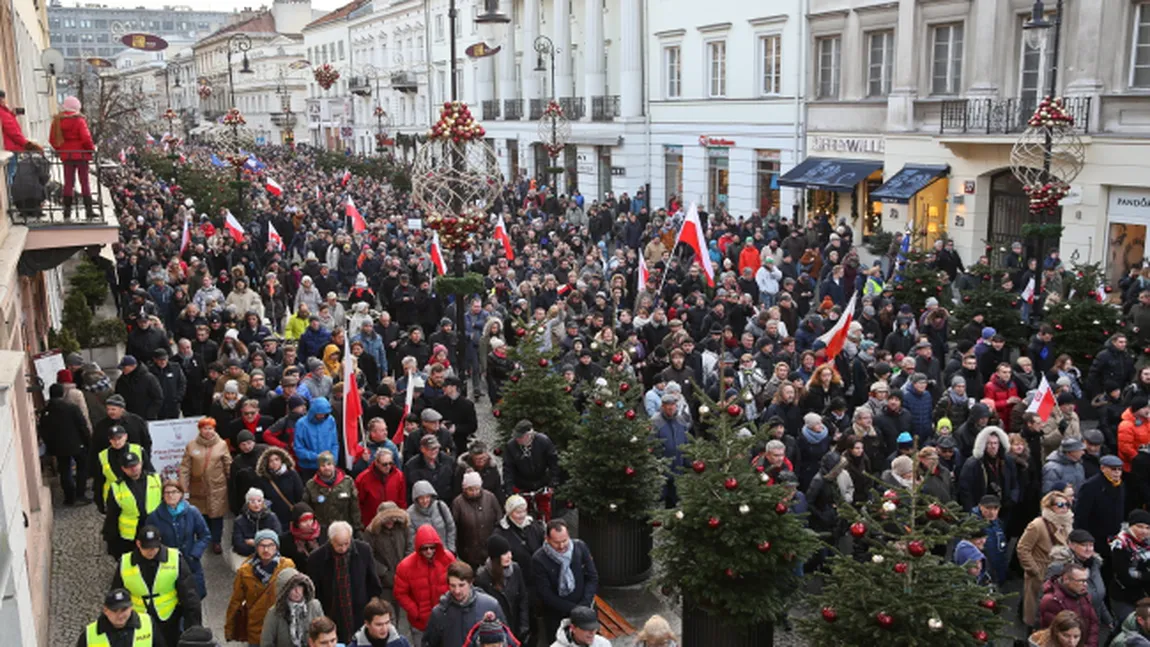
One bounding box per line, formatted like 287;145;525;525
672;203;715;286
430;232;448;276
179;216;191;255
268;222;284;251
815;293;857;359
346;197;366;233
145;133;155;146
209;153;228;168
391;374;416;445
341;169;352;187
315;186;322;201
1021;277;1036;304
265;177;284;197
1097;278;1107;303
1026;374;1057;421
638;248;649;287
118;148;127;164
493;214;514;260
343;334;365;470
224;210;245;243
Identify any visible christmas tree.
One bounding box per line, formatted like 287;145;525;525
891;249;946;315
1041;263;1125;368
952;261;1030;349
493;325;580;450
560;365;666;520
651;389;820;628
799;478;1010;646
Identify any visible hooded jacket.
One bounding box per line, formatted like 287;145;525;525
255;446;305;523
394;525;457;631
356;460;408;524
1042;449;1086;495
1119;407;1150;471
350;624;413;647
259;567;326;647
364;501;411;589
407;480;457;552
1038;577;1100;646
957;426;1018;510
292;397;340;470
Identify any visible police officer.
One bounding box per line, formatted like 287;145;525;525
75;588;159;647
149;348;186;420
92;425;145;514
110;526;202;647
103;451;163;557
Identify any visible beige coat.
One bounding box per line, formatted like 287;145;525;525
179;431;233;519
1040;407;1082;456
1017;515;1070;626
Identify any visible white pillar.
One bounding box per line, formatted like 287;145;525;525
619;0;642;117
969;0;1004;95
478;57;495;118
885;0;918;131
553;0;572;97
583;0;605;100
521;0;540;101
1067;0;1104;94
498;3;518;105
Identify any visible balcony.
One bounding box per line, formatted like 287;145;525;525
481;99;500;120
938;96;1092;135
559;97;585;120
3;151;119;251
348;76;372;97
591;95;620;121
390;72;418;93
270;112;297;128
529;99;545;120
503;99;523;120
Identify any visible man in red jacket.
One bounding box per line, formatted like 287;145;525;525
355;446;407;524
394;525;455;646
984;362;1021;433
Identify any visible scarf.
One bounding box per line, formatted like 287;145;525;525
948;389;968;406
288;600;309;646
801;425;828;444
1106;470;1123;487
84;376;112;393
333;551;356;637
1041;507;1073;539
543;542;576;597
251;555;280;585
290;521;321;553
167;500;187;518
1113;526;1150;573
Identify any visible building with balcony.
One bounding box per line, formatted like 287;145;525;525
786;0;1150;280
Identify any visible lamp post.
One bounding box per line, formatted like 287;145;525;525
226;33;253;108
1022;0;1063;179
534;35;557;101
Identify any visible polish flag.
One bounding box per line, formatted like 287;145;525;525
265;177;284;197
341;169;352;187
494;214;514;260
315;186;322;201
673;204;715;286
638;248;650;287
346;197;366;233
430;231;447;276
268;222;284;251
177;152;186;164
119;149;127;164
816;293;857;359
145;133;155;146
179;216;191;255
343;334;364;470
1021;277;1036;304
224;210;245;243
391;372;416;445
1026;374;1056;421
1097;278;1107;303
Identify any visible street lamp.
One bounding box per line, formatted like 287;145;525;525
226;33;253;108
534;35;558;99
474;0;510;24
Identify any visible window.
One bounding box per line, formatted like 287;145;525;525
1132;2;1150;87
435;15;444;40
307;47;312;63
338;41;345;60
707;40;727;98
867;30;894;97
438;70;447;104
759;35;782;95
664;46;681;98
1019;17;1054;107
454;13;461;37
816;36;841;99
931;23;964;94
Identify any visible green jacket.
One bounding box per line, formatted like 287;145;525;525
303;469;362;531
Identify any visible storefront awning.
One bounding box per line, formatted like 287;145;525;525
777;157;883;191
870;164;950;204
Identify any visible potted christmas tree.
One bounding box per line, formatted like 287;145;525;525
561;363;666;585
652;390;820;647
493;325;579;451
799;476;1010;645
1041;262;1124;368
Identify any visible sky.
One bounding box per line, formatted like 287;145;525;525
59;0;349;14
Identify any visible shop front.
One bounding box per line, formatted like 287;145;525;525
778;156;884;227
1105;186;1150;285
870;164;951;249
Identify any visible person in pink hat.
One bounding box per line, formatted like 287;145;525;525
49;95;96;219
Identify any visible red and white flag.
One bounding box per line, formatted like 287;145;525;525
145;133;155;146
118;149;127;164
265;177;284;197
815;293;857;359
1026;374;1056;421
673;203;715;286
341;169;352;187
224;210;245;243
315;186;322;201
179;216;191;255
346;197;366;233
343;334;364;470
430;231;447;276
638;248;650;287
1097;278;1107;303
391;372;416;445
177;152;186;164
268;222;284;251
494;214;514;260
1021;277;1036;304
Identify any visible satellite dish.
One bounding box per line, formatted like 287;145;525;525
41;48;65;77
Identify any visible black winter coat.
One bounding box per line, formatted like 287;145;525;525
475;561;531;640
115;368;164;420
308;540;383;639
530;539;598;621
41;397;90;457
501;433;560;497
1074;474;1126;556
1089;342;1136;396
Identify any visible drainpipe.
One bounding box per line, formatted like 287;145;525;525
643;0;651;201
793;0;808;221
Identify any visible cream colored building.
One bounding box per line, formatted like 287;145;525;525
782;0;1150;281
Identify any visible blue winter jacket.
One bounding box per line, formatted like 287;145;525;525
651;412;690;473
972;506;1009;585
146;501;211;560
902;386;935;441
293;397;340;470
299;326;332;360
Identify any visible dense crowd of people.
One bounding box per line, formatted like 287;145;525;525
28;125;1150;647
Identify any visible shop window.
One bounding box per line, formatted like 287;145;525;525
707;148;729;211
664;145;683;204
755;149;780;216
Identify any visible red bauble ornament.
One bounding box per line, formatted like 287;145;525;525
492;409;501;418
979;599;997;611
926;503;944;520
619;382;630;393
624;466;636;477
1011;300;1019;307
538;358;549;368
726;404;742;417
707;516;721;529
565;501;575;509
775;502;788;515
849;522;867;538
493;447;503;456
625;409;636;420
876;612;894;628
651;519;662;527
755;464;766;472
882;489;900;503
509;375;520;383
907;540;927;557
757;540;771;552
563;385;572;393
724;477;738;491
725;568;736;579
894;562;908;574
611;353;624;364
515;327;526;337
821;607;838;623
1055;324;1063;331
691;460;706;474
972;630;988;642
915;279;923;284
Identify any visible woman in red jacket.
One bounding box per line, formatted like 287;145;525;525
48;96;95;219
984;362;1021;433
393;524;455;644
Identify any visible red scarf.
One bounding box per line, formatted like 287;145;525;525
290;518;321;543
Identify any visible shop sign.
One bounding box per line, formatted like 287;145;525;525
576;153;594;175
120;33;168;51
611;167;626;177
810;135;884;154
1108;187;1150;225
465;42;501;59
699;135;735;147
340;126;353;138
756;149;780;161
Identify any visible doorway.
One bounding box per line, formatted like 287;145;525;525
987;169;1060;263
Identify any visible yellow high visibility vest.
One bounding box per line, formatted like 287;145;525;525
98;444;143;500
111;474;162;540
120;549;180;622
84;613;154;646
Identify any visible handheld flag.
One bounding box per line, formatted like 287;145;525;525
1021;277;1036;304
268;222;284;251
392;373;416;445
341;169;352;187
346;197;366;233
1026;374;1056;421
638;248;650;287
118;148;127;164
209;153;228;168
673;203;714;286
494;214;514;260
265;177;284;197
815;293;857;359
343;335;364;470
179;216;191;255
224;210;245;243
315;186;322;201
145;133;155;146
430;232;448;276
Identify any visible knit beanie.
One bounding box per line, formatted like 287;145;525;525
487;534;511;561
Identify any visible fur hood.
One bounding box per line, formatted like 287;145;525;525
273;567;315;617
972;425;1010;460
256;446;296;478
367;500;410;533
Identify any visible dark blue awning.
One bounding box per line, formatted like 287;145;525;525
777;157;884;191
870;164;950;204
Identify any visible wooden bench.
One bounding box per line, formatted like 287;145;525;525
596;595;636;639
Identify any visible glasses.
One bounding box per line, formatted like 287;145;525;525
1053;502;1070;509
378;462;394;467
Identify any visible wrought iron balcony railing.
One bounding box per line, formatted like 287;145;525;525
938;96;1091;134
6;150;111;226
503;99;523;120
591;95;620;121
481;99;500;120
559;96;585;120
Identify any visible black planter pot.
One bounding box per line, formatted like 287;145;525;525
577;512;652;586
681;600;774;647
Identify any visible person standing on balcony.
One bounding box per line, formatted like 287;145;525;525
49;96;96;220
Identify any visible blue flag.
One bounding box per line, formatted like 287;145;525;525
893;228;912;282
209;153;227;168
244;155;266;173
